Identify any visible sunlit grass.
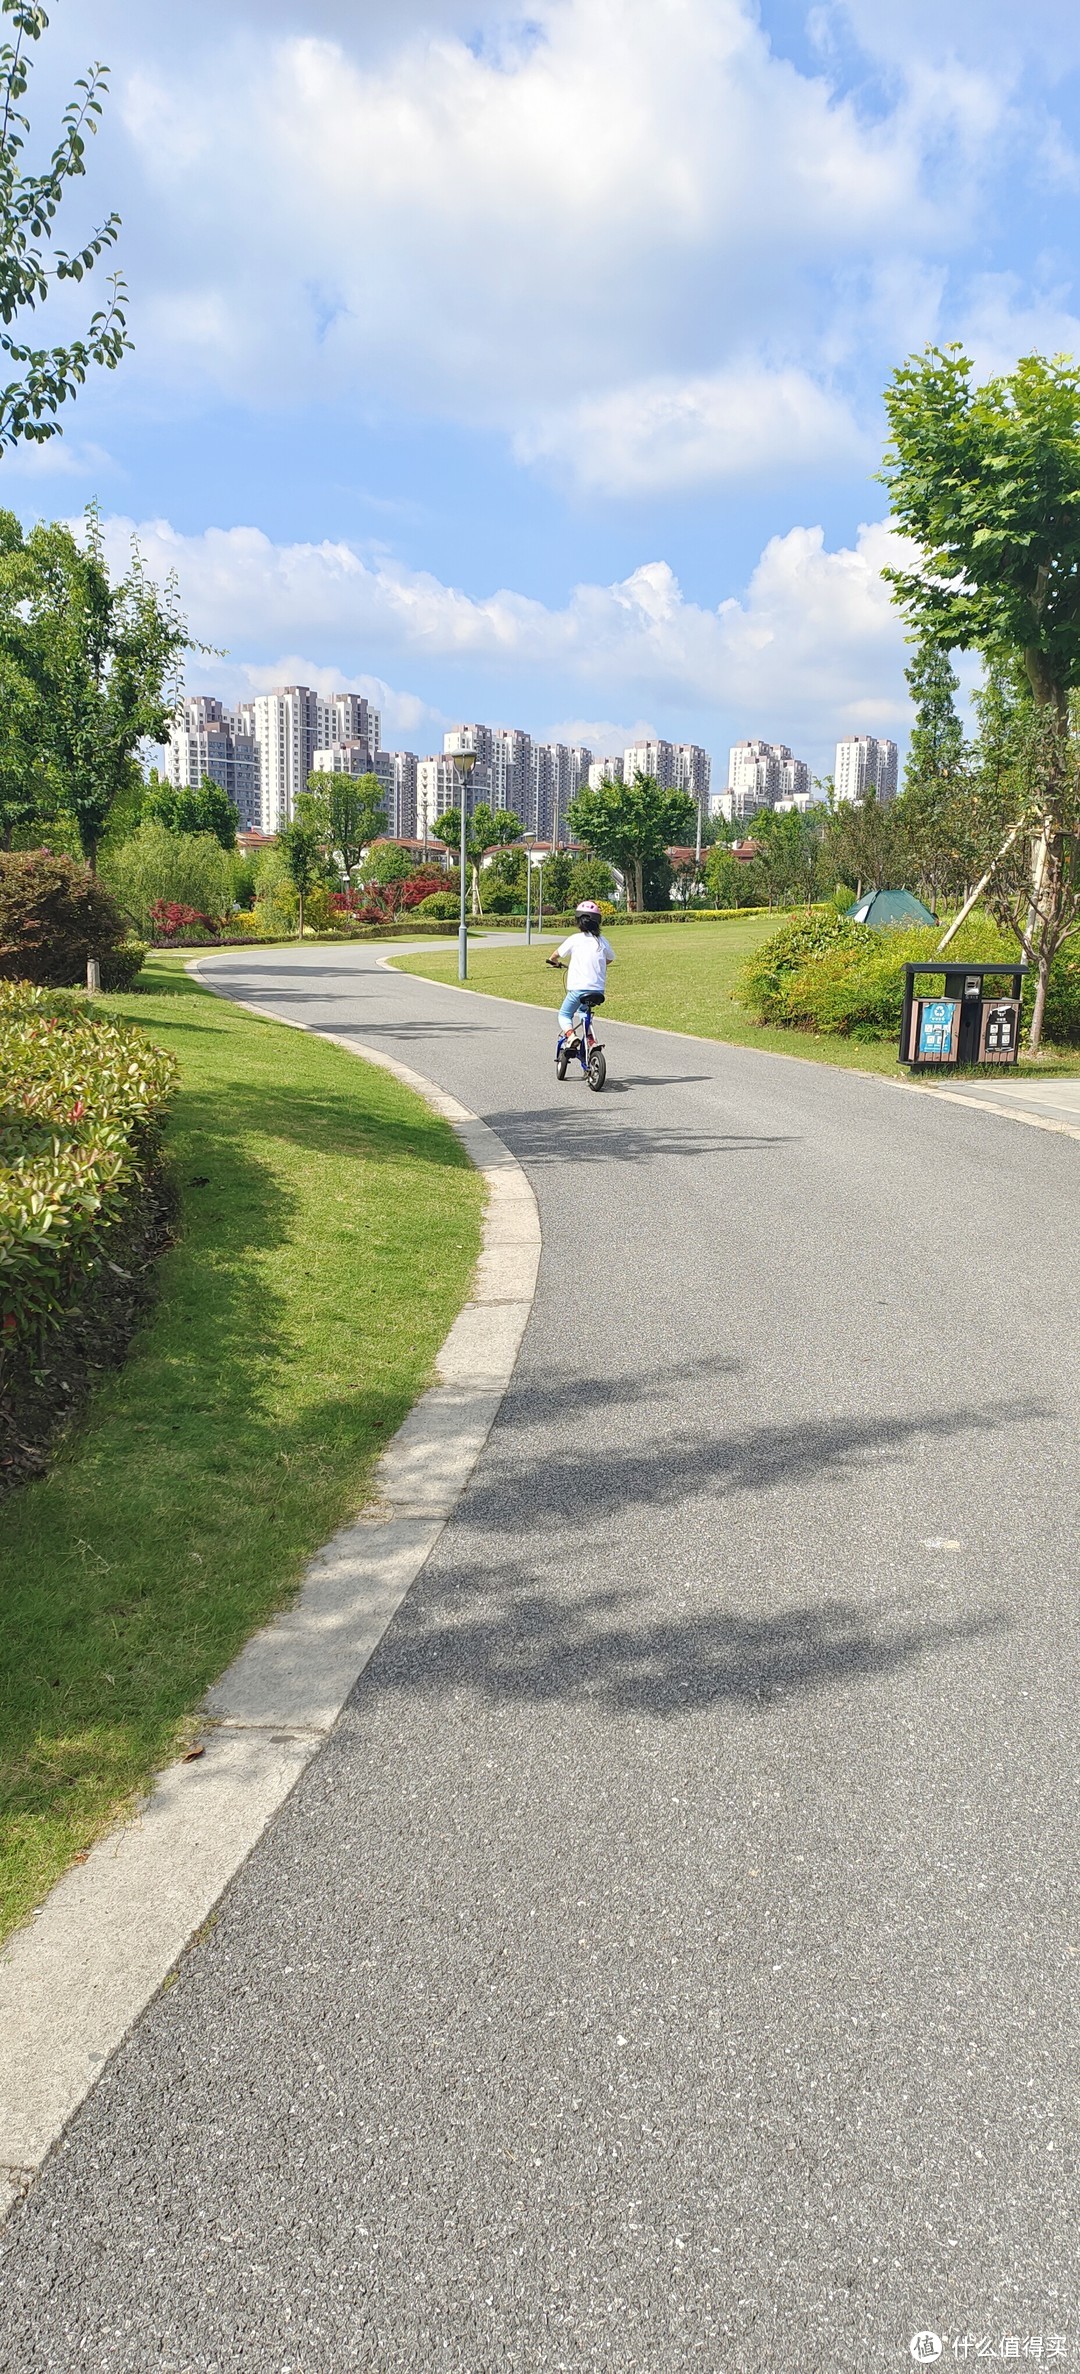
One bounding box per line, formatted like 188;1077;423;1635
0;953;482;1941
395;921;1080;1078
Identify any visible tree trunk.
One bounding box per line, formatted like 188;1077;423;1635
298;889;304;938
632;857;643;912
1028;950;1051;1054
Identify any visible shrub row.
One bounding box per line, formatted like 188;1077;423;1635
737;910;1080;1046
0;983;178;1358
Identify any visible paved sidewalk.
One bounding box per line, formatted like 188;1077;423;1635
915;1071;1080;1134
0;944;1075;2373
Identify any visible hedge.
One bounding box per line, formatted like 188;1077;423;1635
0;984;177;1361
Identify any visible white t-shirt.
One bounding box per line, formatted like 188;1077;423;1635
557;931;616;997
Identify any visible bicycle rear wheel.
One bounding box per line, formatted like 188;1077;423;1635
586;1047;606;1091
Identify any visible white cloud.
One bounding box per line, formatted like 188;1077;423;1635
516;365;866;495
97;510;913;764
97;0;1013;493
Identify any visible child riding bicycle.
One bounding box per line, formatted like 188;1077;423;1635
546;901;616;1057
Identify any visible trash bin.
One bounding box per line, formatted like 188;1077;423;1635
900;961;1027;1071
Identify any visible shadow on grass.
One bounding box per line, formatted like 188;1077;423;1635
177;1080;471;1171
0;1047;473;1933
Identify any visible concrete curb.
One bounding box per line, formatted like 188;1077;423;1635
0;962;541;2226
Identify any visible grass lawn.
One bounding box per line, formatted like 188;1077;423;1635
395;920;1080;1079
0;953;483;1944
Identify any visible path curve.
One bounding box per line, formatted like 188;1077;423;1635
1;939;1076;2374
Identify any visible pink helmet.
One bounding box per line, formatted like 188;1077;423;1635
575;900;601;917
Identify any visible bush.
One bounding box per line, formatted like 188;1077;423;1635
737;908;857;1023
99;942;147;991
0;983;177;1362
0;852;133;987
417;891;460;919
736;909;1080;1045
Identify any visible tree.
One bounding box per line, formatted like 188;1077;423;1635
144;773;238;849
749;806;825;908
882;349;1080;722
102;820;236;938
435;803;521;915
1;1;130;455
358;840;415;887
1;504;192;868
566;857;616;906
567;773;694;911
299;771;386;878
820;790;906;902
278;816;322;938
882;346;1080;1044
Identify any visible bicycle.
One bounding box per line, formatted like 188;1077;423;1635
555;993;607;1091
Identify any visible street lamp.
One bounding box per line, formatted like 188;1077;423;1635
451;747;476;981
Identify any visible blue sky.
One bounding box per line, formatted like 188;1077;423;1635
6;0;1080;777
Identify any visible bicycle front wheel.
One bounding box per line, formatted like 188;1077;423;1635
556;1047;570;1080
586;1047;606;1091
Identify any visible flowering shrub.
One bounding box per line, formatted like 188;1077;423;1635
148;899;216;941
0;983;177;1360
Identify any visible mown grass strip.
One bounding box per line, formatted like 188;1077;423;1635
394;920;1080;1078
0;953;483;1943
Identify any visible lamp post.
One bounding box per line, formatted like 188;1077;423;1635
451;747;476;981
525;842;533;945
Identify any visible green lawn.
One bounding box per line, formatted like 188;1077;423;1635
0;953;483;1942
395;919;1080;1078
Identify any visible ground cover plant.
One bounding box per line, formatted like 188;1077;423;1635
0;954;482;1942
0;983;177;1490
393;916;1080;1075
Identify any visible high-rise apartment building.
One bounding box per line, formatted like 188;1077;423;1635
726;740;811;819
623;740;677;788
239;687;332;832
443;724;494;768
166;696;260;830
834;736;898;804
529;743;592;841
587;756;624;791
331;694;380;755
418;754;494;837
373;748;418;840
673;744;712;804
310;740;371;779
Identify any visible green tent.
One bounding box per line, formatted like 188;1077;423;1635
846;888;937;928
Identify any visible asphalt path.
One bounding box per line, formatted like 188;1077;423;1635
2;942;1077;2374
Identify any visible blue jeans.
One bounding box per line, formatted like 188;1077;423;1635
558;988;603;1029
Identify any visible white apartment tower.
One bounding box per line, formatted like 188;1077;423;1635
418;754;494;837
373;749;418;840
241;687;332;833
834;736;898;804
587;756;624;791
623;740;677;789
673;744;712;803
166;697;259;830
726;740;811;820
488;728;533;820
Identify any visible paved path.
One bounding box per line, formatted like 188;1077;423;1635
916;1071;1080;1136
2;945;1076;2374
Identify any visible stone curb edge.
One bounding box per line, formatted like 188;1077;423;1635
381;950;1080;1145
0;956;541;2226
